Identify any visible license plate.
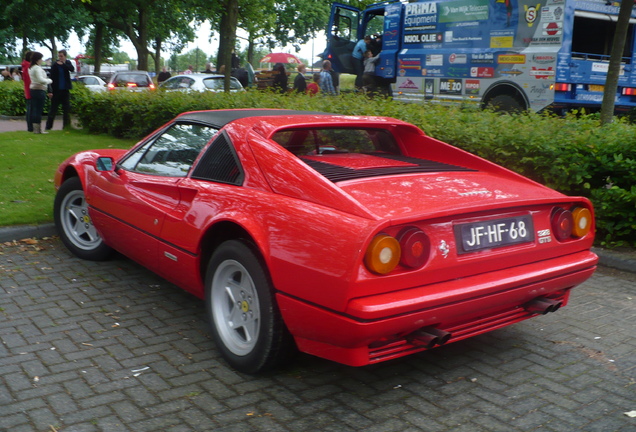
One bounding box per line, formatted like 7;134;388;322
589;85;604;92
455;215;534;254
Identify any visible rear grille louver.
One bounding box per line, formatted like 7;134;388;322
300;153;474;183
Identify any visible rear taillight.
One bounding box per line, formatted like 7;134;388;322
149;83;156;90
397;227;430;269
622;87;636;96
571;207;592;238
364;234;401;275
107;83;115;90
551;207;591;241
554;83;571;92
551;208;573;241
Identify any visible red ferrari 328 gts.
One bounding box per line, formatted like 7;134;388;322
54;110;598;373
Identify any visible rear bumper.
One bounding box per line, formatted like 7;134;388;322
277;250;597;366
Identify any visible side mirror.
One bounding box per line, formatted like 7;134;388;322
96;157;115;172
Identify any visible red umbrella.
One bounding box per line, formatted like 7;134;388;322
259;53;302;64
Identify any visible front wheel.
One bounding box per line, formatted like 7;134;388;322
54;177;113;261
205;240;293;373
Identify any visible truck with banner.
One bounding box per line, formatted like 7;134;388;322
324;0;636;112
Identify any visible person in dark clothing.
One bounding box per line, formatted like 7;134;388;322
272;63;288;94
293;64;307;93
46;49;74;130
157;66;171;83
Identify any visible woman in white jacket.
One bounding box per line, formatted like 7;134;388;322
29;52;52;134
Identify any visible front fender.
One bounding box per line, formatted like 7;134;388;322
54;149;128;190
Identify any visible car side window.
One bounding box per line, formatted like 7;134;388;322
119;123;218;177
167;77;182;89
179;77;194;88
191;133;244;185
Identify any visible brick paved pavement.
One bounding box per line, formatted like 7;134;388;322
1;237;635;432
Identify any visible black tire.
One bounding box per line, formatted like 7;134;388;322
205;240;293;373
54;177;113;261
486;94;526;113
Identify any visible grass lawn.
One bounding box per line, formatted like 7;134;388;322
0;129;137;227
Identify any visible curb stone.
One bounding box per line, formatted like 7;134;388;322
0;223;633;274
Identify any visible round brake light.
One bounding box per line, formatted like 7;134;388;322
398;227;430;269
551;208;573;241
571;207;592;238
364;234;401;275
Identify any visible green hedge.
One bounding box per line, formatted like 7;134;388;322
0;79;51;115
2;82;634;246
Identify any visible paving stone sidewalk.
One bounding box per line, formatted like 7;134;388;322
1;237;635;432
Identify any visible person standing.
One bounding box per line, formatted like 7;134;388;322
29;52;52;134
352;36;370;89
46;49;74;131
363;50;381;95
21;51;33;132
293;64;307;93
157;66;171;84
272;63;288;94
319;60;336;95
306;73;320;96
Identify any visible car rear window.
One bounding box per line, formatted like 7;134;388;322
114;74;150;87
271;128;402;156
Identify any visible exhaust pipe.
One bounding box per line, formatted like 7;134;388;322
425;327;452;345
525;297;563;315
408;327;452;349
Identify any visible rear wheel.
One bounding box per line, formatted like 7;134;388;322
54;177;113;261
485;94;526;113
205;240;293;373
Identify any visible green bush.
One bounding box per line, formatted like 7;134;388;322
0;78;55;116
0;80;28;116
19;87;636;247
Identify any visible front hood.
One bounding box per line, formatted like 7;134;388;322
337;172;563;221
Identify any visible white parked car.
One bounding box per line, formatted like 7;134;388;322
159;73;244;92
76;75;107;92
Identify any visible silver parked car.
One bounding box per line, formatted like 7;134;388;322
159;73;244;92
76;75;107;92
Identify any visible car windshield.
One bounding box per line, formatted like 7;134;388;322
204;77;242;90
271;128;401;156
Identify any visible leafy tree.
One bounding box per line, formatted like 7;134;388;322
170;48;212;72
3;0;88;59
79;0;202;71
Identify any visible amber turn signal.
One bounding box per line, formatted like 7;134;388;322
571;207;592;238
365;234;401;275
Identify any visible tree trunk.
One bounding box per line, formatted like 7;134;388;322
218;0;239;91
600;0;634;125
154;37;162;74
94;23;104;75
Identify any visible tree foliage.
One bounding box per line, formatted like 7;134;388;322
3;0;336;81
2;0;89;59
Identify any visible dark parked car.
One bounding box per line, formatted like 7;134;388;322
107;71;155;91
